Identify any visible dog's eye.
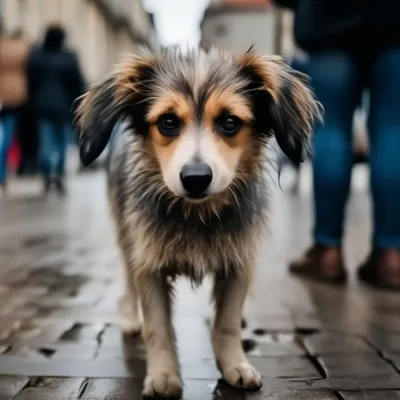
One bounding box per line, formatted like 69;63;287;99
218;115;242;137
157;114;181;136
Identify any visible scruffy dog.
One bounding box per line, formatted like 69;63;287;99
74;47;320;398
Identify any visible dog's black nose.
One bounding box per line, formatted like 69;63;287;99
180;163;213;197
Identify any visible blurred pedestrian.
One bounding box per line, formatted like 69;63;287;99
274;0;400;290
9;29;40;178
0;23;29;196
17;97;39;177
27;24;85;195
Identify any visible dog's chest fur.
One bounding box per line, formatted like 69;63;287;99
107;125;268;281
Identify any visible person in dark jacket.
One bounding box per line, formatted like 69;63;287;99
27;24;85;195
275;0;400;290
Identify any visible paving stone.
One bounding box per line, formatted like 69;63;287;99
303;333;374;356
384;352;400;371
5;346;49;359
13;377;86;400
33;343;97;359
78;378;143;400
42;308;120;325
59;322;106;343
311;376;400;391
247;313;296;332
0;376;29;399
366;330;400;352
294;312;323;333
97;339;146;360
80;379;304;400
369;315;400;334
340;391;400;400
247;333;306;357
249;389;337;399
3;319;74;345
0;355;146;378
247;356;322;381
318;353;397;380
185;384;336;400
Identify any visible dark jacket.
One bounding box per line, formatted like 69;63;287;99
27;26;85;123
275;0;400;54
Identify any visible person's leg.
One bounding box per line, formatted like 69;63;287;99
289;51;363;283
39;119;57;189
0;113;16;189
17;104;32;176
359;47;400;289
289;55;309;76
54;123;69;195
55;123;68;177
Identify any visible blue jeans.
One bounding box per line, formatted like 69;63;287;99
39;119;69;179
0;113;16;185
309;48;400;248
290;56;309;76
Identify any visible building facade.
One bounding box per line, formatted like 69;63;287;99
278;6;305;60
0;0;158;83
201;0;299;58
201;0;278;55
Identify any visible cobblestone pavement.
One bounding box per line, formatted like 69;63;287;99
1;170;400;399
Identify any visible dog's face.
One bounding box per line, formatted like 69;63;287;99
145;66;256;199
75;47;321;201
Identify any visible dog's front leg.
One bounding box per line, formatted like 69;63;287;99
136;271;182;398
119;255;141;335
212;268;262;390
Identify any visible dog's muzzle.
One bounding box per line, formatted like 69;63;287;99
180;163;212;199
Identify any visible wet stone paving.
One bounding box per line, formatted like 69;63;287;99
1;169;400;399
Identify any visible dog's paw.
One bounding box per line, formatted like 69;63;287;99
118;295;141;336
120;317;141;336
142;373;183;399
223;363;262;390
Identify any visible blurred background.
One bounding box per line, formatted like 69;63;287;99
0;0;299;78
2;3;400;398
0;0;283;178
0;0;297;64
0;0;368;186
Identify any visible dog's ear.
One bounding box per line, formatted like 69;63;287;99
74;50;156;166
238;52;322;164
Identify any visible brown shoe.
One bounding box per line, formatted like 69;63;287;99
289;244;347;284
358;248;400;290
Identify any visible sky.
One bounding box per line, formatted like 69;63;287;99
143;0;211;48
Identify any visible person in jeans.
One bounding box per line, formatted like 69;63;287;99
27;24;85;195
0;25;29;195
274;0;400;290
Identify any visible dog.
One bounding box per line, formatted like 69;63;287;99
275;143;303;193
74;46;320;398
